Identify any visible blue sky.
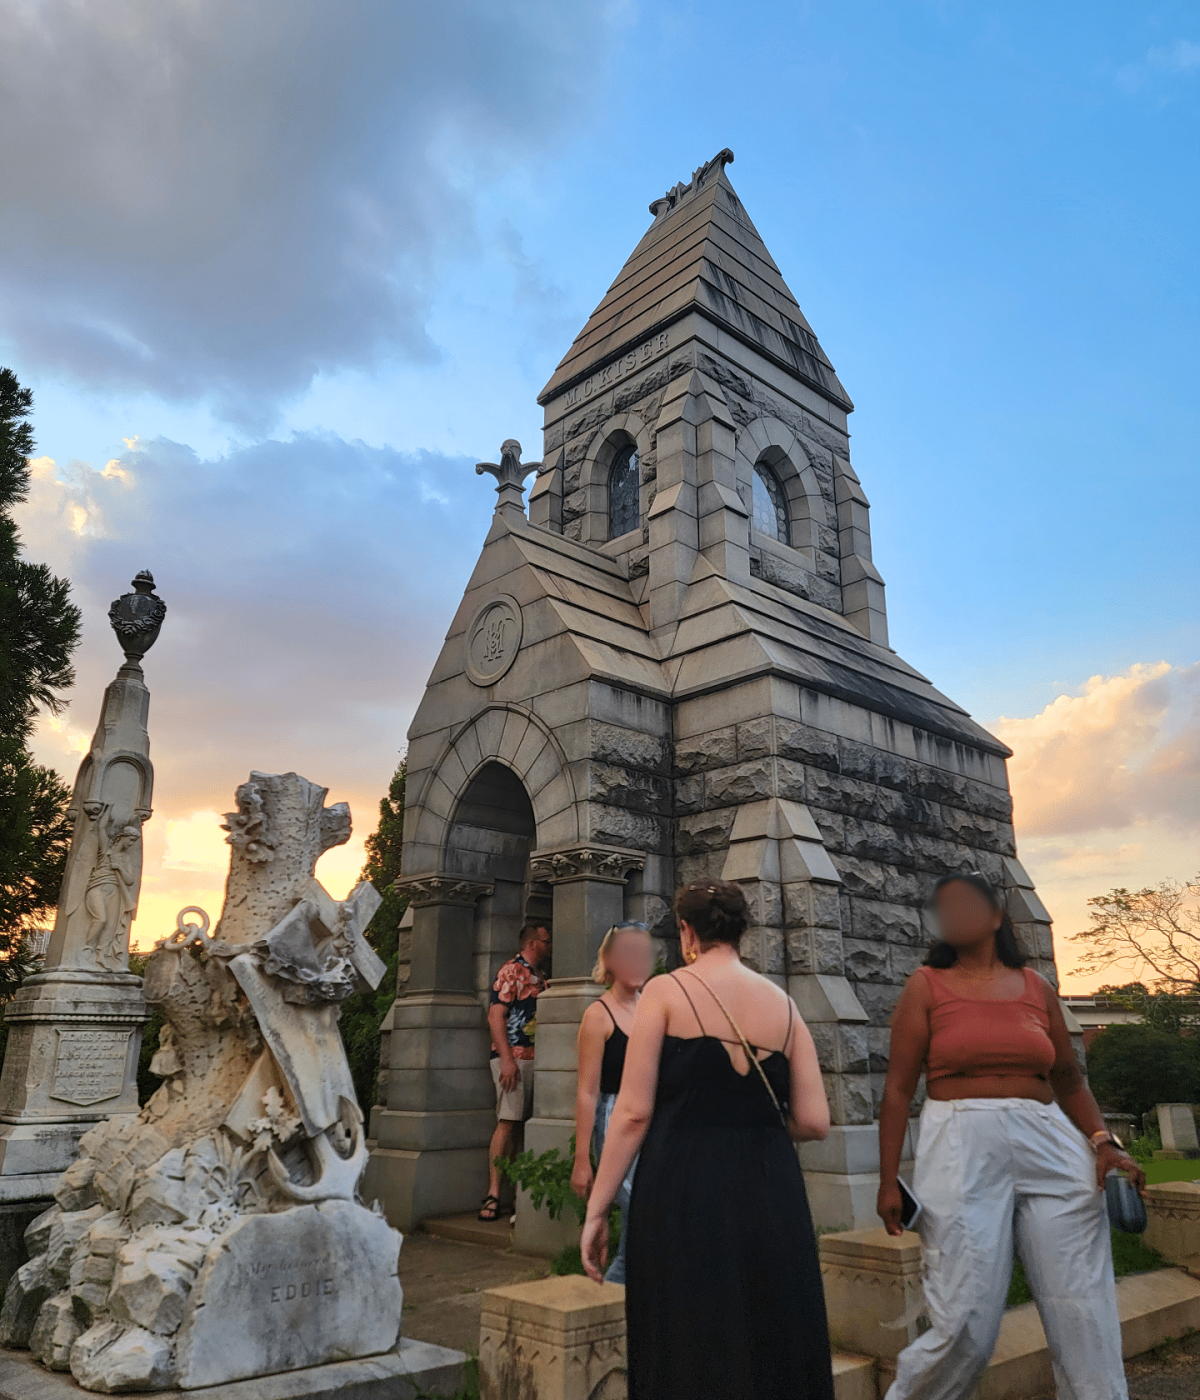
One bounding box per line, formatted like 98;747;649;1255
6;1;1198;982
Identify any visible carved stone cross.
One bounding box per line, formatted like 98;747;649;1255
476;439;541;520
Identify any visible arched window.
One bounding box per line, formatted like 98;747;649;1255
752;462;789;545
608;444;640;539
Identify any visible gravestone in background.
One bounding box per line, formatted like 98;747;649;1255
1156;1103;1200;1158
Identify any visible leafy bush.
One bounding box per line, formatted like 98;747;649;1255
497;1139;585;1224
1086;1023;1200;1123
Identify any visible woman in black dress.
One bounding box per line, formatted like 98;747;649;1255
581;880;835;1400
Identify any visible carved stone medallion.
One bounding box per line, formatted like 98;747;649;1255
465;594;523;686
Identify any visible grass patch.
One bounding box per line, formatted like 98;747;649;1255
547;1213;623;1278
1144;1158;1200;1185
550;1244;585;1276
1006;1229;1163;1308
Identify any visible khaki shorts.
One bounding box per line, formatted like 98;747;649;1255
491;1056;535;1122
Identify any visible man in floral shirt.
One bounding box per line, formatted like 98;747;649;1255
480;920;552;1221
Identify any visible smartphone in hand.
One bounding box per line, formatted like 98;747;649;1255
897;1178;922;1231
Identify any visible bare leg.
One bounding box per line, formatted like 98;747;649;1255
487;1118;517;1203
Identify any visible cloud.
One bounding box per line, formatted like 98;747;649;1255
992;662;1200;838
0;0;616;426
990;663;1200;986
1117;37;1200;94
19;430;496;947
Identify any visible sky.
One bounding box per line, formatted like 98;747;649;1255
4;0;1197;989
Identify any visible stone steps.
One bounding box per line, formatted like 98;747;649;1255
832;1351;876;1400
422;1210;515;1250
875;1267;1200;1400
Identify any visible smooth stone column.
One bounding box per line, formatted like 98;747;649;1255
364;876;494;1230
514;847;644;1257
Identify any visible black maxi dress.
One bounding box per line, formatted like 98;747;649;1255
623;982;835;1400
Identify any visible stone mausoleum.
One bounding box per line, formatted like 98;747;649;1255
364;149;1064;1241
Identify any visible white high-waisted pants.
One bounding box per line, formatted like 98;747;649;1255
886;1098;1126;1400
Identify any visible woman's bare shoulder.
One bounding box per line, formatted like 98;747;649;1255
899;966;934;1007
638;971;678;1005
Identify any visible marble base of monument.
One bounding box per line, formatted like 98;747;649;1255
0;972;147;1192
0;1337;467;1400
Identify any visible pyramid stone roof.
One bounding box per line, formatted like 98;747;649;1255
538;150;852;411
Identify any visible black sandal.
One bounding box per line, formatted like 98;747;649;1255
478;1194;503;1222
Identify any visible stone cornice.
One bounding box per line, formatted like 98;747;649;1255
394;875;495;907
528;845;646;886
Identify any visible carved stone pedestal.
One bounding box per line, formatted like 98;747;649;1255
818;1227;925;1359
479;1277;626;1400
0;973;147;1188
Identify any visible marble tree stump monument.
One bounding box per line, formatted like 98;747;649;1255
0;771;461;1393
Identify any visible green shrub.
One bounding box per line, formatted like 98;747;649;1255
497;1139;586;1224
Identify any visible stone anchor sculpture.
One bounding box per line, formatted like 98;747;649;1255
0;772;400;1392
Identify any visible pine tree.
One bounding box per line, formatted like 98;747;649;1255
0;368;81;996
339;758;408;1108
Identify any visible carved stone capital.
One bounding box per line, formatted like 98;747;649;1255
528;845;646;886
395;874;495;907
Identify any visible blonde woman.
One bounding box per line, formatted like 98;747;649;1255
571;920;655;1284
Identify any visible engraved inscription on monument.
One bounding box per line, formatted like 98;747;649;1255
465;594;523;686
50;1029;131;1107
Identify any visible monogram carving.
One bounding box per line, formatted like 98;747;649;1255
465;594;523;686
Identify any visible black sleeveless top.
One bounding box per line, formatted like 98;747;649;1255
598;1000;628;1095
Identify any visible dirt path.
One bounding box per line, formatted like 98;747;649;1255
399;1231;550;1355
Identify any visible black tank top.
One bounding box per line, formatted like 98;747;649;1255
598;1000;628;1095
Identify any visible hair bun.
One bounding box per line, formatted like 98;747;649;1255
674;879;749;947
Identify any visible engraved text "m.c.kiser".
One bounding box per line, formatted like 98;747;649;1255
563;332;669;408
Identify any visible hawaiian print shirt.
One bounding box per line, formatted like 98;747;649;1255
489;952;546;1061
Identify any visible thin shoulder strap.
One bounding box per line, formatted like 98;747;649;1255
669;972;705;1036
783;996;796;1055
680;971;787;1128
597;998;618;1030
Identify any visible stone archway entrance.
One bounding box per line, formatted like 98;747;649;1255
442;762;548;997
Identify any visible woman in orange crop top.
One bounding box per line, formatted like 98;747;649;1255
877;873;1143;1400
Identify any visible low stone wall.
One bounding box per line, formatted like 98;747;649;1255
477;1275;876;1400
1145;1180;1200;1277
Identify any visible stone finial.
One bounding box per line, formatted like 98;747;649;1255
649;147;734;218
476;439;541;519
108;570;166;671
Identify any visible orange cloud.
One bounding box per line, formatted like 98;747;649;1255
990;662;1200;989
993;662;1199;837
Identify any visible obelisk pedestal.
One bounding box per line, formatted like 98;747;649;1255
0;574;164;1244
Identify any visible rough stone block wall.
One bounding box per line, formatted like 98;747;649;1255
671;695;1039;1125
